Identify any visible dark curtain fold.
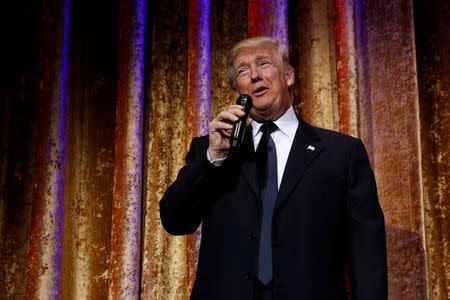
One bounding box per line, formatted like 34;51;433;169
414;0;450;297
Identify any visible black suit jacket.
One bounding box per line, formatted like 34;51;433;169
160;118;387;300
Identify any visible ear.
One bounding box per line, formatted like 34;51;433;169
285;67;294;87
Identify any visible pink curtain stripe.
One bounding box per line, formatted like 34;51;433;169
188;0;211;139
108;0;146;299
187;0;210;296
248;0;289;51
26;0;70;298
333;0;359;137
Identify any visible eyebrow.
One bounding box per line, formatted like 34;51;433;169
235;55;272;70
235;61;249;70
255;55;271;62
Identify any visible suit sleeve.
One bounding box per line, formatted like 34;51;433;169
160;136;220;235
346;139;388;300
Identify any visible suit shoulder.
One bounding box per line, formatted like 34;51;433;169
188;135;210;151
185;135;210;160
192;135;209;146
312;126;360;145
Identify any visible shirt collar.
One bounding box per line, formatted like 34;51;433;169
251;106;298;139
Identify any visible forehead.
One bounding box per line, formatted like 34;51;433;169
232;46;279;67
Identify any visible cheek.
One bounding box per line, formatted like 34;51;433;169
236;78;251;91
265;70;283;85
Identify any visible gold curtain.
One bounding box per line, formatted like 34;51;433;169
1;0;448;299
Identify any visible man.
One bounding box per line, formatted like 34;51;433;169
160;37;387;300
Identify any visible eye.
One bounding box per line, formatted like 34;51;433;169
236;67;249;77
259;60;270;67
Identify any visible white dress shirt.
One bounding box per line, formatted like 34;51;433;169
208;106;299;189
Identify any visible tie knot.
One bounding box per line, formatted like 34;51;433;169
260;121;278;135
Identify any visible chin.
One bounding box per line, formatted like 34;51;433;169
252;109;275;121
253;97;274;109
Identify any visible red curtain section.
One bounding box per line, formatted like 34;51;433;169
0;0;448;299
26;0;69;298
108;0;145;298
333;0;359;137
248;0;288;47
186;0;210;296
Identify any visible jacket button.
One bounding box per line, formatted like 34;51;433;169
249;233;257;240
245;273;252;280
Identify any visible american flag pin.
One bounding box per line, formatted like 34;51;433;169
307;145;315;151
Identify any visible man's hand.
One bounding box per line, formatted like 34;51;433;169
207;105;253;161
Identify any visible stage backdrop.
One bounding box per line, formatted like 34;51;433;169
0;0;448;299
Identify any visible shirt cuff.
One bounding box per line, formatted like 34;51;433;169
206;150;226;167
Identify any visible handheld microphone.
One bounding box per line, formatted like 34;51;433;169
229;94;253;153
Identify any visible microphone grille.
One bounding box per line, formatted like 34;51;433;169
236;94;252;112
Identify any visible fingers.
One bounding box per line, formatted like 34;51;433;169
207;104;252;160
228;104;246;111
209;104;253;134
214;105;246;123
208;120;233;134
216;111;240;123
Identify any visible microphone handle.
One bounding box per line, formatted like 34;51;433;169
229;94;252;153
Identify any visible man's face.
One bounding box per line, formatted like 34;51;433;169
232;46;294;121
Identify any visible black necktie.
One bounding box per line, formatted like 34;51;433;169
256;122;278;285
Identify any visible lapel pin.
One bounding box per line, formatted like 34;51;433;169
307;145;315;151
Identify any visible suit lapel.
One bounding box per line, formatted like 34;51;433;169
275;118;324;211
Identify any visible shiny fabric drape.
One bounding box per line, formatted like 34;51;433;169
26;0;70;298
108;0;146;298
1;0;448;299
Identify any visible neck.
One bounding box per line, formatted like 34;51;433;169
252;105;290;122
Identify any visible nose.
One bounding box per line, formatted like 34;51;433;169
250;65;261;83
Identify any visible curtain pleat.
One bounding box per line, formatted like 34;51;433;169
108;0;146;299
0;2;40;299
26;0;70;298
356;1;427;298
354;0;375;163
186;0;210;297
210;0;247;117
332;0;359;137
414;0;450;297
61;0;118;298
140;0;189;298
187;0;211;140
248;0;288;48
289;0;340;131
1;0;448;299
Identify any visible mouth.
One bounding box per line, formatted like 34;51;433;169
253;86;268;96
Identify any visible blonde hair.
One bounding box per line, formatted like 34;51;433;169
226;36;294;91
